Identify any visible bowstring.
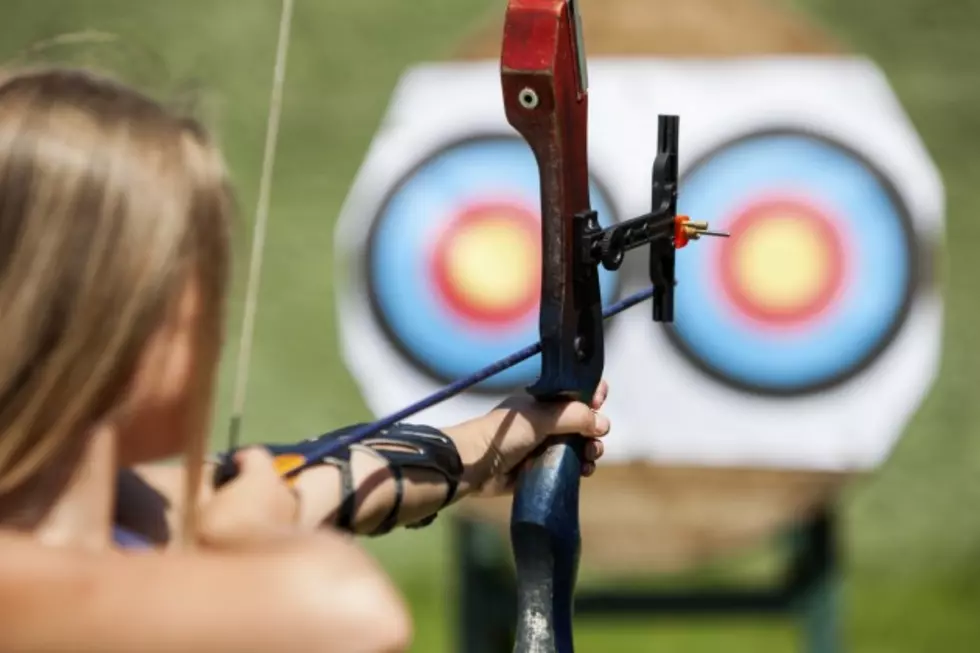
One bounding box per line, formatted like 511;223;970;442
226;0;295;451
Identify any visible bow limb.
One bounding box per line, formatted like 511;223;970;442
502;1;595;651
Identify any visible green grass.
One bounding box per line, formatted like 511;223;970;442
2;0;980;650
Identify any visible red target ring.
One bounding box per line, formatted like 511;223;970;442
429;200;541;327
717;196;848;328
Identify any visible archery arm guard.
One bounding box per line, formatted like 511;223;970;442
214;423;463;536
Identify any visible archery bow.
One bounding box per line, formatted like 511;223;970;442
501;1;723;651
217;2;724;650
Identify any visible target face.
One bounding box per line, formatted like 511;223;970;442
367;136;620;391
671;130;916;395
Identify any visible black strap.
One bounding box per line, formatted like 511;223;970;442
223;423;463;535
371;462;403;536
335;459;357;532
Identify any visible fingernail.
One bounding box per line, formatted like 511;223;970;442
593;413;610;435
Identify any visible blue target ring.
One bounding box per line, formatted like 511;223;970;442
367;135;620;391
669;130;916;395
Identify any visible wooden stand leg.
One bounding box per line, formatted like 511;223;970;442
788;509;842;653
452;506;844;652
455;517;515;653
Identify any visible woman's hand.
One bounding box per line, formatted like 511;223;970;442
445;380;611;496
196;448;301;548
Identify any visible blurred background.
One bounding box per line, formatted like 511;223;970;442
2;0;978;650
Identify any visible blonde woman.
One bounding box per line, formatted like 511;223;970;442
0;68;610;652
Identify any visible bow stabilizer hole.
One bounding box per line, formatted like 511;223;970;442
518;87;539;109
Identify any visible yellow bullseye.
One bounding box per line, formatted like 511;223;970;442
733;216;832;311
444;217;537;311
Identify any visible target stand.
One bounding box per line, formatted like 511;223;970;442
454;472;842;653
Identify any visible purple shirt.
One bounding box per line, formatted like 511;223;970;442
113;525;151;549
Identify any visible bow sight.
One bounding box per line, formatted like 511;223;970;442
572;115;728;359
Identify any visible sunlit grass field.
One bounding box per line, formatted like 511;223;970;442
2;0;980;650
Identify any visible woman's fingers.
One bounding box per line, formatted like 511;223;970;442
591;379;609;410
199;448;304;548
228;447;301;524
547;379;610;436
543;400;610;437
578;434;605;477
578;439;604;478
584;439;604;462
233;447;281;479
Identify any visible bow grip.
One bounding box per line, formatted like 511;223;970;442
511;436;583;653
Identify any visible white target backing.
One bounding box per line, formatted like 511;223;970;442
335;58;943;471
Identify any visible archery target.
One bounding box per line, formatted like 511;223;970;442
336;58;944;471
670;130;915;395
366;136;620;391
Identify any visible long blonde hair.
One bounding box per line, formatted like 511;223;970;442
0;68;233;530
